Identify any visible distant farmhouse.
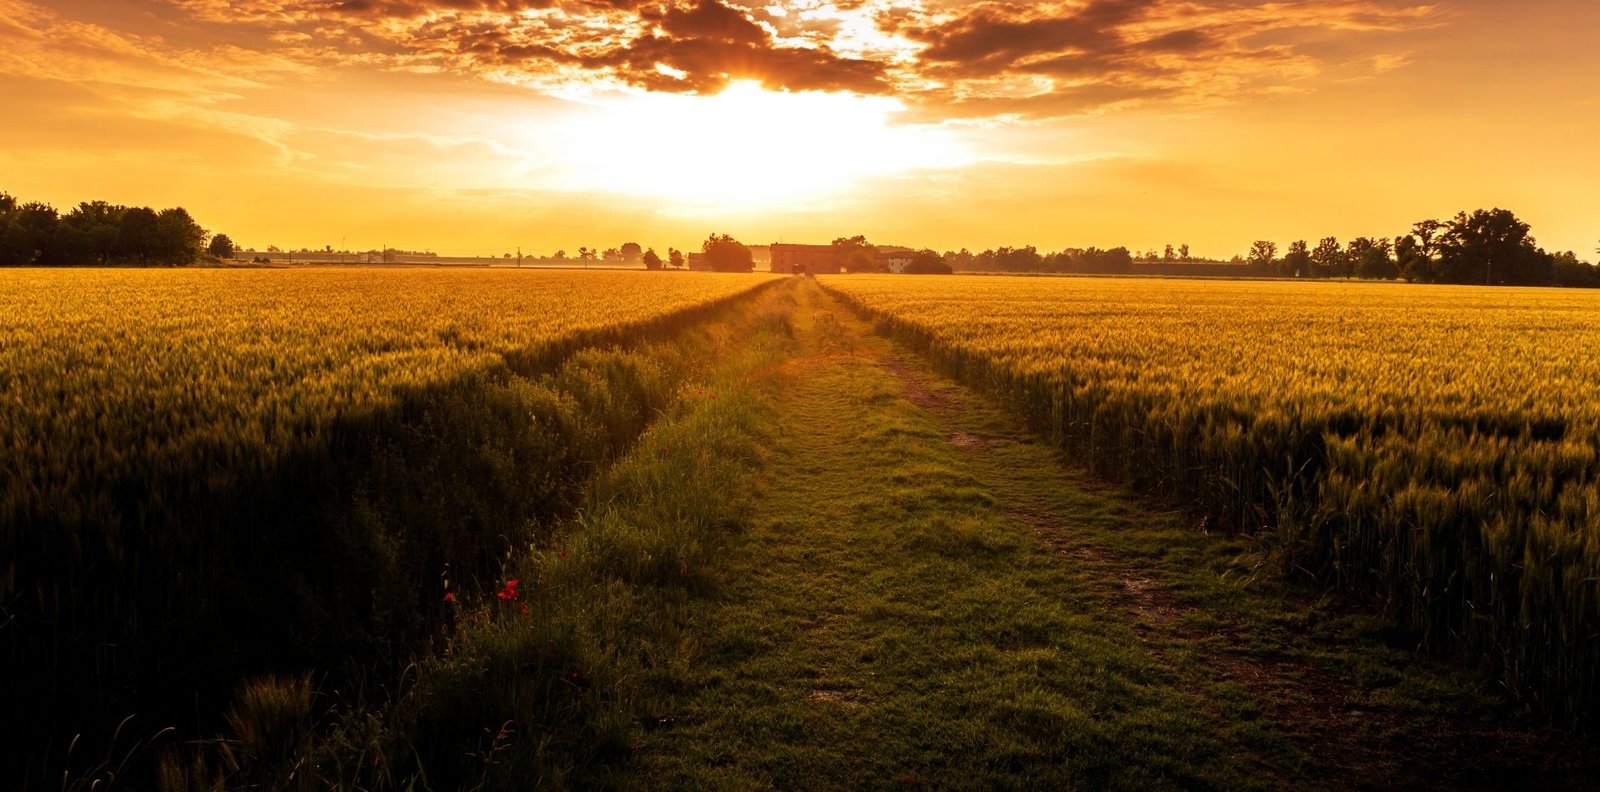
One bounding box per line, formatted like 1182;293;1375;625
875;246;916;273
770;243;916;274
770;243;843;275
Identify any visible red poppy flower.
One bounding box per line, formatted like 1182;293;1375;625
443;592;456;603
496;579;520;601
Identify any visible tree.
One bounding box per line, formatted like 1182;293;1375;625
1412;219;1444;260
832;235;879;273
1553;250;1600;288
1436;208;1550;285
1100;247;1134;273
668;248;684;269
155;207;206;265
702;234;753;272
115;207;163;264
982;245;1042;272
602;247;621;262
1310;237;1344;278
944;248;975;271
1179;244;1191;262
1247;240;1277;269
51;201;121;264
553;249;567;260
208;234;236;259
903;249;952;274
1282;240;1311;278
642;248;663;270
1349;236;1396;279
578;246;596;261
620;242;643;264
0;201;59;265
1163;244;1176;262
1395;235;1431;282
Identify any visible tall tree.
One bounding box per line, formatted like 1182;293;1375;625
115;207;161;264
1395;235;1432;282
1349;237;1396;279
1412;219;1445;260
668;248;684;269
208;234;237;259
702;234;753;272
0;201;59;265
1437;208;1551;285
1247;240;1278;269
1282;240;1311;278
156;207;206;265
57;201;124;264
620;242;643;264
832;235;879;273
1552;250;1599;287
641;247;662;270
1310;237;1344;278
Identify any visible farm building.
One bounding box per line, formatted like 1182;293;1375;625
877;247;916;273
770;243;844;275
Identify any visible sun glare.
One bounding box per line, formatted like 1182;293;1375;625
523;81;967;210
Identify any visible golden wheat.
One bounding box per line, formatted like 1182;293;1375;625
824;273;1600;723
0;268;766;482
0;266;774;773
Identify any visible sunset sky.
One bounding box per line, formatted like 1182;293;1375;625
1;0;1595;258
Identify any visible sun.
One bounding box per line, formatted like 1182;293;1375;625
519;81;967;211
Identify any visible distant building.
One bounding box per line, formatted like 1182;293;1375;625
876;246;916;274
771;243;844;275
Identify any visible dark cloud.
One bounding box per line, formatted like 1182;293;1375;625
650;0;766;45
892;0;1435;117
161;0;1437;117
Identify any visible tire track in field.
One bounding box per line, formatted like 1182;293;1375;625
872;350;1598;792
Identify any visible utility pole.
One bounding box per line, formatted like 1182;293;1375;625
517;246;522;268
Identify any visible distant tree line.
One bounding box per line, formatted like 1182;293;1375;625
943;246;1134;274
895;208;1596;287
0;190;220;266
1255;208;1597;287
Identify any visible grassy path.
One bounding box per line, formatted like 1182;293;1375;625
632;281;1593;790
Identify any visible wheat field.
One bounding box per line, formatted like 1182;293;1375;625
824;274;1600;721
0;267;774;770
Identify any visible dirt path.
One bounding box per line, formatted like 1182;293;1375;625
632;281;1595;790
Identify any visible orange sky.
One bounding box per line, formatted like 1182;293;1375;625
1;0;1595;259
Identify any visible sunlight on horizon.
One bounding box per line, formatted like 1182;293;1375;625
518;81;972;211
